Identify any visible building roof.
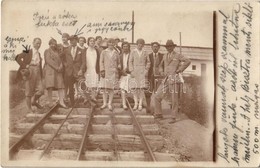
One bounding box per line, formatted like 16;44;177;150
129;43;213;61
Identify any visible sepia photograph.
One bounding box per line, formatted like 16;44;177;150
1;0;259;167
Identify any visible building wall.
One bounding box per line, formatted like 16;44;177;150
184;60;214;77
129;43;214;77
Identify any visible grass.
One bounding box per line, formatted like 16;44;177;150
180;75;212;127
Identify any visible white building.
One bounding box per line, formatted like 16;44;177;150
130;44;215;102
130;44;214;78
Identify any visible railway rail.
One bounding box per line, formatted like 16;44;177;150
9;92;178;161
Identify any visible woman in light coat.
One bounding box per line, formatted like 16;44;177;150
129;38;151;110
99;38;121;111
44;38;67;108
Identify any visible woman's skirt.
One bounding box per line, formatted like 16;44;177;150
119;74;130;92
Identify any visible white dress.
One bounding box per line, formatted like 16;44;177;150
84;48;99;88
119;53;130;92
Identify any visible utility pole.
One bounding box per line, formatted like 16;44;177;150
132;11;134;43
179;32;182;54
178;32;182;113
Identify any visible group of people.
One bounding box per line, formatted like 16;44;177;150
15;34;191;123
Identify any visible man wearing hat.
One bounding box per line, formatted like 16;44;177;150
153;40;191;123
145;42;164;113
15;37;44;113
61;35;86;106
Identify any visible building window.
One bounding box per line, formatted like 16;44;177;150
192;65;196;70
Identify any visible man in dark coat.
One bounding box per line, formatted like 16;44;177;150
95;36;103;55
145;42;164;113
15;38;44;113
114;37;122;54
61;35;86;106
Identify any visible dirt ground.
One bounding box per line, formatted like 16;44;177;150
9;92;214;162
156;107;213;161
9;91;52;132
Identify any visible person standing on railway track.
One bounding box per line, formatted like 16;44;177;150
15;37;44;113
129;38;151;111
114;37;122;54
145;42;164;113
119;41;131;110
61;35;86;107
99;38;121;111
95;36;103;55
74;36;87;99
43;38;68;109
153;40;190;123
57;33;70;103
83;37;100;104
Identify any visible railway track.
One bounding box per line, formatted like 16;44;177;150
9;92;178;161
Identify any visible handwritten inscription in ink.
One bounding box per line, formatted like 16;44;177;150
33;10;78;27
217;2;259;166
2;36;27;61
85;21;135;34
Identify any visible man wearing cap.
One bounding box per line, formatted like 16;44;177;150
61;35;86;106
153;40;190;123
15;37;44;113
145;42;164;113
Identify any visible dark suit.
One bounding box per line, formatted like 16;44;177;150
15;50;43;80
145;52;163;113
15;49;43;97
147;52;164;93
61;46;86;105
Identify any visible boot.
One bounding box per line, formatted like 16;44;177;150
32;94;43;109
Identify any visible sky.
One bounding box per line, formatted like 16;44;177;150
2;0;214;70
